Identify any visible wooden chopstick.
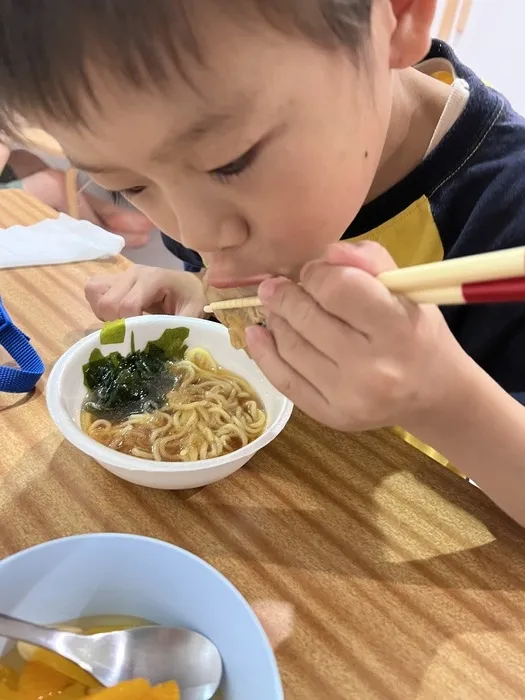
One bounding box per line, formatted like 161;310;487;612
204;296;262;314
377;246;525;292
204;247;525;312
205;279;525;311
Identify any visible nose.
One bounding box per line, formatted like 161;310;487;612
177;204;249;255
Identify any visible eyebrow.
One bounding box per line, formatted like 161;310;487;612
67;105;249;175
150;110;241;167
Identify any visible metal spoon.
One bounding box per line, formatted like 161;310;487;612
0;613;222;700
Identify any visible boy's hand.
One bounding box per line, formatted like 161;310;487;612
85;265;207;321
246;241;462;432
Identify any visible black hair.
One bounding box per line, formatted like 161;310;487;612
0;0;372;133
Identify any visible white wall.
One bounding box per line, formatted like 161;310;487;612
432;0;449;37
453;0;525;115
431;0;525;116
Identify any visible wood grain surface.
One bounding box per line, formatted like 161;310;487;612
2;192;525;699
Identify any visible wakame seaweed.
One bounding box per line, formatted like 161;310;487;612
82;327;189;420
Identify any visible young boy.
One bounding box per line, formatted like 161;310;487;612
1;0;524;524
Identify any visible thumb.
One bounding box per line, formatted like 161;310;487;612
323;240;398;276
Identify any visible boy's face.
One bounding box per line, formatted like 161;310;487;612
42;4;394;287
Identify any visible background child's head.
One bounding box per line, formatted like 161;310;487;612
0;0;437;285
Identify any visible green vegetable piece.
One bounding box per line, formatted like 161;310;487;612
100;319;126;345
81;326;190;420
144;327;189;361
88;348;104;364
82;348;123;391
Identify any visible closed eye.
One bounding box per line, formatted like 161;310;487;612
209;142;260;183
107;142;262;201
109;185;147;203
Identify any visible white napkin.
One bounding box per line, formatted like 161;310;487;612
0;214;125;269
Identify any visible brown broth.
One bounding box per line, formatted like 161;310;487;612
81;354;266;463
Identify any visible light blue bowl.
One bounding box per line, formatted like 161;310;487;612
0;533;283;699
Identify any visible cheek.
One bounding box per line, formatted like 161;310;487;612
252;144;375;255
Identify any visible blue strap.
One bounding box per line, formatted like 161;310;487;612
0;297;44;393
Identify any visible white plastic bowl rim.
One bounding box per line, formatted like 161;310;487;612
46;315;293;473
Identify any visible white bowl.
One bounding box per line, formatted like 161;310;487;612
46;315;293;489
0;533;284;699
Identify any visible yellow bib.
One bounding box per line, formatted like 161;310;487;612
348;195;461;476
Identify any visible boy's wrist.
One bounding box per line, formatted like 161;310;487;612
400;340;522;477
401;343;487;449
401;342;525;525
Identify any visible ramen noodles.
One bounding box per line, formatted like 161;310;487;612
81;329;267;462
205;283;266;350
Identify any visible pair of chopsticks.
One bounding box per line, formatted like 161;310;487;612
203;246;525;313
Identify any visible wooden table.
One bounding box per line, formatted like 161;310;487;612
2;192;525;699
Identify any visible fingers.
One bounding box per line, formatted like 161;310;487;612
246;325;334;424
259;277;366;357
247;242;437;433
85;275;112;318
115;281;153;318
85;271;138;321
86;267;208;322
297;242;413;338
265;313;339;400
301;261;408;338
178;293;208;319
259;242;407;346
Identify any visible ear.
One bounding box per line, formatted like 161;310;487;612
388;0;437;68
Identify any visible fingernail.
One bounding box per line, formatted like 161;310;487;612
259;277;285;304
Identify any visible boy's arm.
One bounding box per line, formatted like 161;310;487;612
247;241;525;528
405;352;525;527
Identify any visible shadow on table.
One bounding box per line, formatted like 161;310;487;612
0;387;41;413
3;428;525;699
61;325;102;348
1;427;524;593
